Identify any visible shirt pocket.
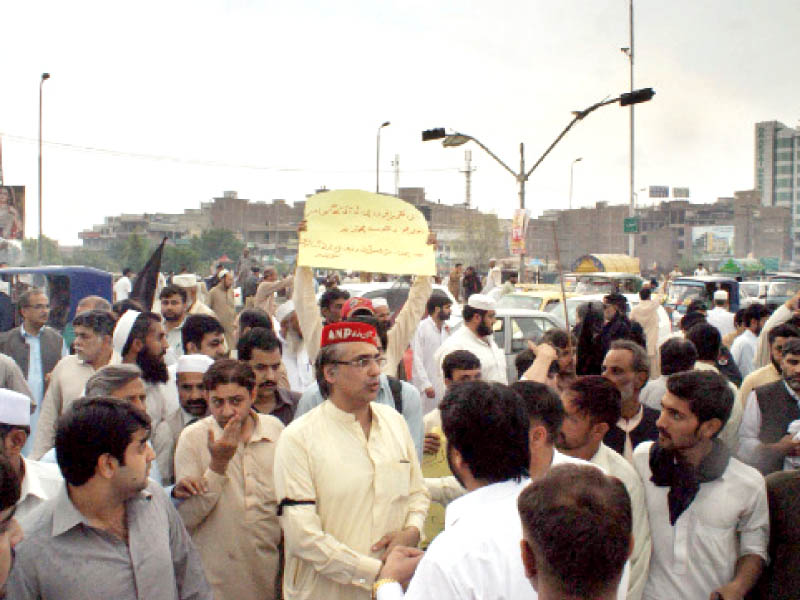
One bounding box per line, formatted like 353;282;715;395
374;460;412;508
693;521;736;567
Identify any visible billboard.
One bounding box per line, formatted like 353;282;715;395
510;209;530;255
0;186;25;240
672;187;690;198
691;225;734;258
649;186;669;198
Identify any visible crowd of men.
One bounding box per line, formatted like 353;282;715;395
0;262;799;599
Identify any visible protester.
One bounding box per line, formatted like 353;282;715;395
481;258;502;294
275;301;314;393
693;262;709;276
556;376;651;600
706;289;735;338
0;288;65;455
235;248;255;289
460;266;481;302
446;263;462;302
7;397;213;599
739;337;800;474
723;308;746;349
634;370;768;600
411;295;452;412
153;354;213;486
755;288;800;369
238;328;300;425
317;286;350;325
172;273;217;317
113;310;174;432
500;272;517;296
159;284;188;362
630;286;661;377
739;322;800;408
599;293;646;358
0;389;61;520
731;303;770;377
30;309;118;459
175;359;283;600
434;294;507;385
639;337;697;411
207;269;236;350
113;267;134;301
601;340;659;462
274;321;429;600
0;352;33;405
576;301;605;375
180;314;227;360
242;266;261;308
0;455;23;597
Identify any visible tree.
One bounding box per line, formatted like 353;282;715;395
21;236;62;266
162;244;200;274
191;229;244;268
111;233;154;273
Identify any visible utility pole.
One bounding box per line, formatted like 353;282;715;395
625;0;636;258
459;150;476;207
392;154;400;196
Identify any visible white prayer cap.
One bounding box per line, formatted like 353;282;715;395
176;354;215;374
218;269;230;278
467;294;496;311
275;301;296;323
0;389;31;427
172;274;197;288
113;310;141;356
371;298;389;309
713;290;728;301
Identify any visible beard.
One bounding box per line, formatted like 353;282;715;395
137;348;168;384
784;374;800;392
446;445;467;490
476;319;492;337
285;329;304;353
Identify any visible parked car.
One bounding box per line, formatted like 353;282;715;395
664;276;740;317
496;290;575;313
492;308;563;383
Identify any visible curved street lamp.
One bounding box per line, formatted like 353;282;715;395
569;157;583;210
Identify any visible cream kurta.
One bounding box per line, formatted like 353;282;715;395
739;363;781;408
207;283;236;350
30;352;121;460
274;400;430;600
175;412;284;600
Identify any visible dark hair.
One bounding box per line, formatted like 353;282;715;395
442;350;481;381
686;322;721;361
541;328;575;350
768;323;800;347
238;308;273;332
55;397;151;486
743;304;769;328
519;464;631;597
319;287;350;310
679;311;706;332
461;305;487;323
238;327;282;360
122;312;161;356
515;349;535;379
666;370;733;434
608;339;650;377
660;338;698;375
440;381;529;483
0;455;21;511
733;308;746;328
159;284;187;303
72;309;117;337
603;293;627;311
639;287;652;301
182;314;224;353
511;381;564;444
113;298;144;318
314;343;346;398
203;359;255;393
18;288;46;312
568;376;621;428
782;338;800;358
122;268;133;276
426;295;451;316
686;299;707;313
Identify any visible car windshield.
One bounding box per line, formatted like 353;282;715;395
667;282;707;306
574;278;617;294
496;295;542;310
768;280;800;300
739;283;760;299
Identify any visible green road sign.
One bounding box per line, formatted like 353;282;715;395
623;217;639;233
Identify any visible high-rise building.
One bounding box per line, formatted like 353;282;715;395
755;121;800;259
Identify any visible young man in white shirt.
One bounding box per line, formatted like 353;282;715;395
113;268;133;302
731;304;770;378
411;295;452;413
634;370;768;600
706;290;735;338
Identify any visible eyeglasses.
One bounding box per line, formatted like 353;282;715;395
334;356;387;369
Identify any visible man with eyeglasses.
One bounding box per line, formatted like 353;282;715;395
0;288;65;456
274;321;429;600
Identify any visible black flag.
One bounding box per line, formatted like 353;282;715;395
131;237;167;312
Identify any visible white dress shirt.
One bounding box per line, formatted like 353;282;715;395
16;457;62;522
706;307;735;339
633;441;769;600
282;342;314;393
411;317;450;413
114;276;132;301
640;375;668;412
738;383;798;469
434;325;507;389
731;329;759;378
380;451;628;600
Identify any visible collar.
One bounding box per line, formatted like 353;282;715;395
275;388;297;410
617;403;644;432
51;483;153;537
782;380;800;402
19;457;50;504
322;398;377;427
21;325;42;340
743;329;758;341
445;479;525;529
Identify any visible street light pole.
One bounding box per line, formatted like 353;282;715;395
569;157;583;210
376;121;390;194
422;87;654;281
625;0;636;257
38;72;50;265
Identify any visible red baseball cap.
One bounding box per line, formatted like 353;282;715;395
341;297;375;320
320;321;379;348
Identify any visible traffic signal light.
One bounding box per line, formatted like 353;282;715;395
620;88;655;106
421;128;446;141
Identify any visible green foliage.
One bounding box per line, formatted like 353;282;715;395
110;233;154;272
191;229;244;266
162;245;200;274
21;236;62;265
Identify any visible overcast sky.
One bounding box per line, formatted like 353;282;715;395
2;0;799;245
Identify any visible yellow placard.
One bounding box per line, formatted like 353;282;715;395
421;426;450;548
297;190;436;276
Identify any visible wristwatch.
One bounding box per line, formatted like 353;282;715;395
372;578;399;599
